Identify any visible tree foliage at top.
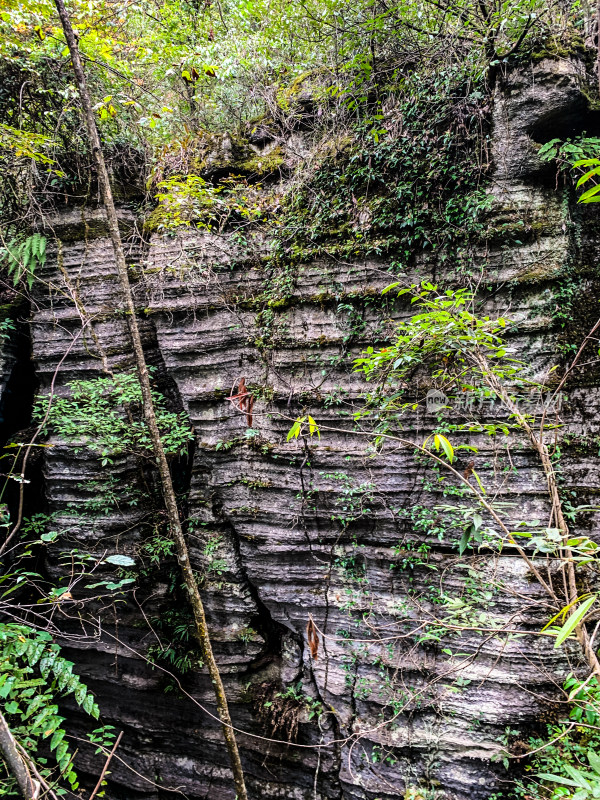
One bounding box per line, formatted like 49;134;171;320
0;0;576;227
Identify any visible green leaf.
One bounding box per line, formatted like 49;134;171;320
554;595;596;647
58;754;71;774
537;773;583;788
104;554;136;567
104;579;135;590
39;652;57;678
572;789;590;800
26;640;45;667
458;528;471;556
75;683;87;706
50;729;66;752
307;415;320;439
49;586;72;600
286;418;303;441
30;706;54;732
564;764;593;788
587;749;600;775
56;741;69;763
82;694;95;715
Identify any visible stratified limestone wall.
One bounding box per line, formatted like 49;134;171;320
16;55;600;799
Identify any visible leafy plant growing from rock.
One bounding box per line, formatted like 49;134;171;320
34;371;194;465
539;750;600;800
0;234;46;290
0;624;104;797
289;280;600;794
352;282;600;667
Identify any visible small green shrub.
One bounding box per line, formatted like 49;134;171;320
34;371;194;465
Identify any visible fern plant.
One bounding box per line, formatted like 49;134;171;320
0;623;106;796
0;233;46;290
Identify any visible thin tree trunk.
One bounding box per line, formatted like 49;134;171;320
0;710;39;799
51;3;248;797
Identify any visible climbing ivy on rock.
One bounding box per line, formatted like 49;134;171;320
273;69;491;268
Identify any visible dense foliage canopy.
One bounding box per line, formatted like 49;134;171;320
0;0;575;227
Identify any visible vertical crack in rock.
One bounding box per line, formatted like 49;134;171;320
0;304;42;525
0;306;37;446
212;494;285;664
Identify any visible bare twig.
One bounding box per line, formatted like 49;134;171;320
89;731;123;800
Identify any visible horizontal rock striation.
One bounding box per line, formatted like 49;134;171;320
10;54;600;800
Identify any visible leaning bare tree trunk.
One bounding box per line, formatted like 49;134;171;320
52;3;248;798
0;711;39;799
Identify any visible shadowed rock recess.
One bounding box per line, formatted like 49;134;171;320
9;55;600;799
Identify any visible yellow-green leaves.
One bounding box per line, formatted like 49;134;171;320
579;183;600;204
430;433;454;463
0;124;55;166
471;469;486;495
287;415;320;441
93;95;117;120
308;415;320;437
287;420;302;440
543;595;597;648
574;158;600;203
354;284;514;388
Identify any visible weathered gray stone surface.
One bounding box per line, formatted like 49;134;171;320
11;55;600;799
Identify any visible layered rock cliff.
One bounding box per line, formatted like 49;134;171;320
5;53;600;799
